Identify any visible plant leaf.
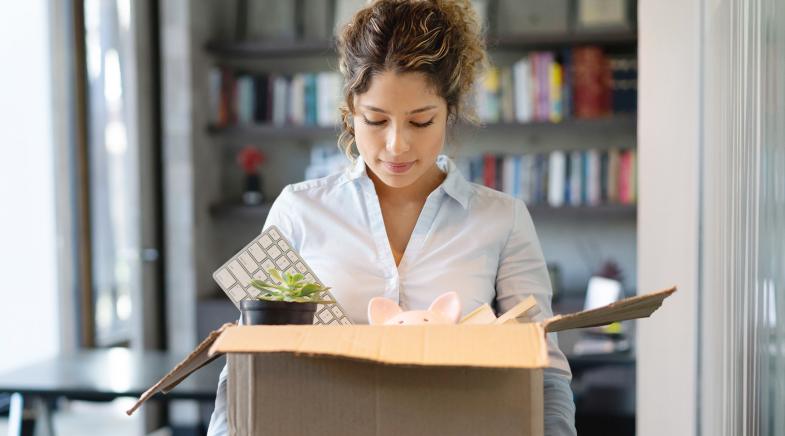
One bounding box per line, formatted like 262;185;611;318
268;268;283;283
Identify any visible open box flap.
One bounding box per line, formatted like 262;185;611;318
208;323;550;369
126;322;234;416
543;286;677;333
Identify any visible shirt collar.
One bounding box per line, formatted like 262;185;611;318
341;154;471;209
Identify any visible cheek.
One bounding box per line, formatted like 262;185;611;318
353;125;382;155
422;127;446;153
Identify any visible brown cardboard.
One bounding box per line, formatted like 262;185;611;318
542;287;676;333
227;353;544;436
128;286;676;435
207;323;549;368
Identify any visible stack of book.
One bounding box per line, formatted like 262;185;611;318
208;68;343;128
456;148;637;207
474;46;638;124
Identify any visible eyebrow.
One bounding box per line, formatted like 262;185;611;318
361;104;438;115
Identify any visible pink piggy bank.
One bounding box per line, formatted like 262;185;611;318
367;291;462;325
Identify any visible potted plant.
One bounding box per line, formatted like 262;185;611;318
240;268;334;325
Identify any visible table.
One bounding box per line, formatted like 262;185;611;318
0;348;222;436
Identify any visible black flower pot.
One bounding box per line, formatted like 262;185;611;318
240;299;317;325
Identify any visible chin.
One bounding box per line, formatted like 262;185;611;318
375;172;417;189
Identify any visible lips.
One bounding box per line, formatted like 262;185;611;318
381;160;415;174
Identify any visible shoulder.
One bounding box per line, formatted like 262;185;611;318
467;182;527;215
272;170;354;214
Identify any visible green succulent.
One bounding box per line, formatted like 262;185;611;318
249;268;334;304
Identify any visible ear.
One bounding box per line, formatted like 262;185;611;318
367;297;402;325
428;291;462;323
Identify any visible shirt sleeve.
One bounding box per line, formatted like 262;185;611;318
495;199;577;436
207;187;299;435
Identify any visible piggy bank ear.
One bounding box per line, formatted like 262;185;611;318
368;297;402;325
428;291;462;323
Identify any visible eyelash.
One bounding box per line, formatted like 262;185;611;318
363;117;434;128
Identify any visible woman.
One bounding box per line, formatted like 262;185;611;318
208;0;576;434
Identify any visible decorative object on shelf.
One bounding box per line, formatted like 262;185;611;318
241;268;335;325
368;291;462;325
237;145;266;206
582;259;625;334
574;0;633;33
333;0;367;35
494;0;569;37
299;0;335;40
548;263;563;301
243;0;297;41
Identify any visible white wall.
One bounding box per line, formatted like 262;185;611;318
637;0;701;435
0;0;60;371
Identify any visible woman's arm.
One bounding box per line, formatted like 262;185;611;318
495;199;577;436
206;186;299;436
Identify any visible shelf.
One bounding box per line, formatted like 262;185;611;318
209;203;273;218
209;202;634;221
488;31;637;51
207;114;636;142
527;204;637;219
205;31;636;59
208;123;340;141
205;39;336;58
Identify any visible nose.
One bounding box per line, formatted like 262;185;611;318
385;123;410;156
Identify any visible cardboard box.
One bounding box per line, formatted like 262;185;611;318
128;287;675;436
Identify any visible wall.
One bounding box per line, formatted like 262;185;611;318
636;0;702;434
0;0;60;371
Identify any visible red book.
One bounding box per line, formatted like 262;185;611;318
483;154;497;189
572;46;612;118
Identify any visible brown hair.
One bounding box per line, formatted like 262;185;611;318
336;0;487;159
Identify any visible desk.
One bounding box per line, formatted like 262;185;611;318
0;348;221;436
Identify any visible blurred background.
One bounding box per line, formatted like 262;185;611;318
0;0;783;435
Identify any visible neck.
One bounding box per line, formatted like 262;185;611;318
368;162;446;204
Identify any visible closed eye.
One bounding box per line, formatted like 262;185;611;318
411;118;434;128
362;116;386;126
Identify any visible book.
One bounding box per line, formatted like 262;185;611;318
619;149;632;204
236;74;256;125
316;72;342;127
483;154;497;189
569;151;583;206
549;59;563;123
513;57;532;123
572;46;612;118
547;151;566;207
587;149;601;206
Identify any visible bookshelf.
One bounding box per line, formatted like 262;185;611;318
204;31;637;59
207;114;636;143
199;7;640;295
209;202;637;221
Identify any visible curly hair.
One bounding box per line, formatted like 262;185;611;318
336;0;488;159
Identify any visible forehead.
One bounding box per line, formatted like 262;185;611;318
354;70;444;110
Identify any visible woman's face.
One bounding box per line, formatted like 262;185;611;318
352;71;447;190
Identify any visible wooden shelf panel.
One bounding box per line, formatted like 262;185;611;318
205;39;336;58
528;204;637;219
207;114;636;141
489;31;637;50
205;31;637;59
209;202;635;220
207;123;339;141
209;203;273;218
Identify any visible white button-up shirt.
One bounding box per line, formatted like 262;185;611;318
208;154;576;435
